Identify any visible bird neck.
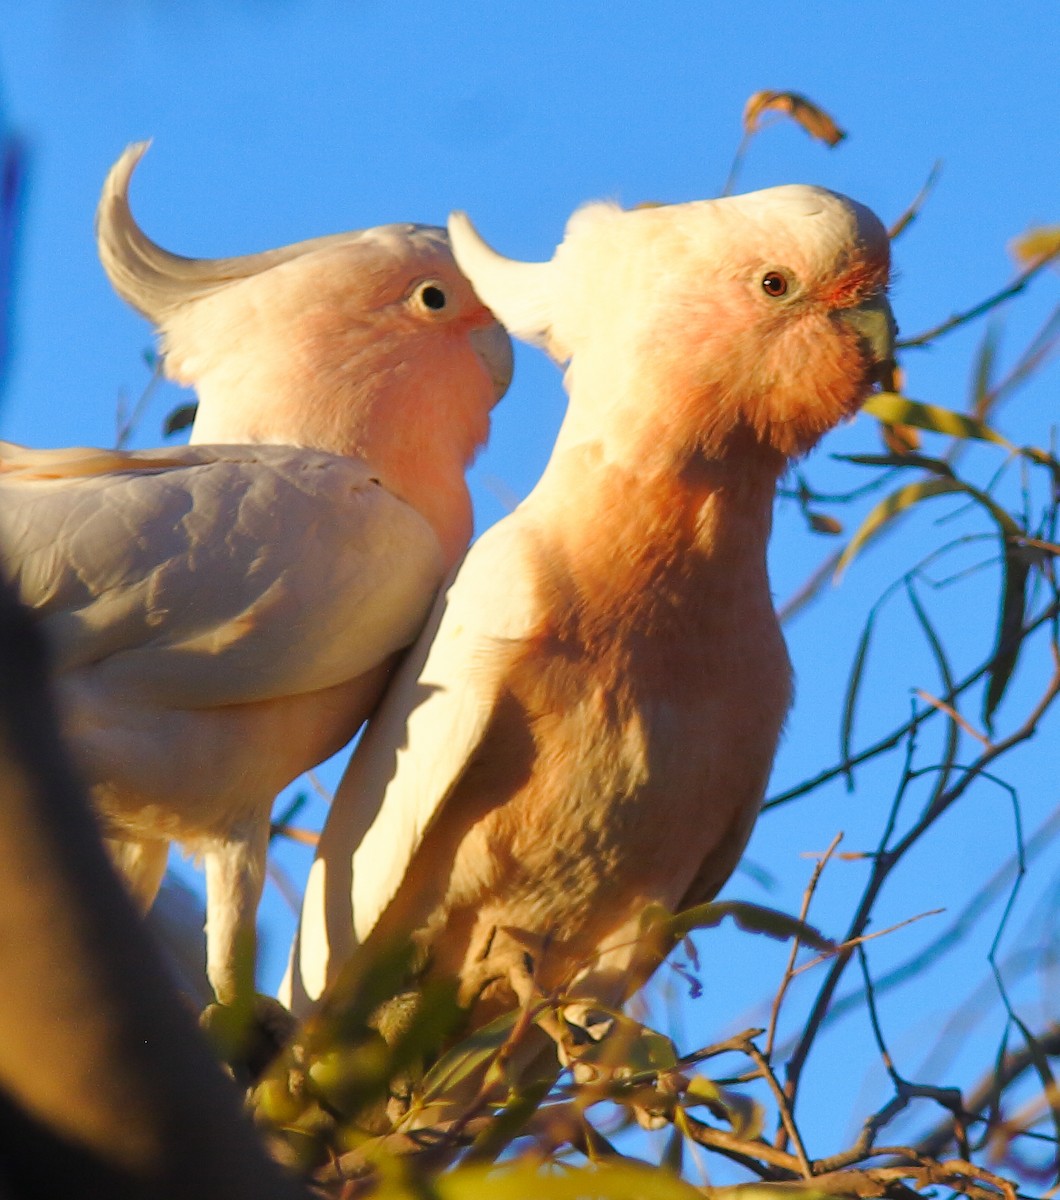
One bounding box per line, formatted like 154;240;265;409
190;376;482;572
529;415;783;616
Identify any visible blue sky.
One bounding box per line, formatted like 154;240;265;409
2;1;1058;1166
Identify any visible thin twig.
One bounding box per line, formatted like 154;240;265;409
888;161;942;240
899;254;1060;350
269;823;319;847
741;1036;812;1178
680;1112;802;1177
766;598;1060;809
916;687;992;747
766;833;842;1061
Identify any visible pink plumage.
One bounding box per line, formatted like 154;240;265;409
286;184;894;1031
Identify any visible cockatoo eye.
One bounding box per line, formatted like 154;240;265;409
413;282;448;311
761;271;789;298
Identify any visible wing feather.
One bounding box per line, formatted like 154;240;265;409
0;441;443;707
287;516;542;1006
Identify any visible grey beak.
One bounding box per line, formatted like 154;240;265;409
469;321;515;404
842;295;898;391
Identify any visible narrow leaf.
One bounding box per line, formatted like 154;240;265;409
837;472;1029;729
836;475;1021;577
970;321;1001;418
742;90;846;146
864;392;1015;450
163;401;198;437
661;1123;685;1175
643;900;833;952
840;604;878;791
835;450;954;476
983;549;1030;729
419;1010;518;1100
905;578;959;802
1010;225;1060;268
888;160;942;240
807;512;843;536
464;1077;553;1165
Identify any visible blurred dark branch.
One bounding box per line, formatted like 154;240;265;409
0;577;304;1199
0;133;27;408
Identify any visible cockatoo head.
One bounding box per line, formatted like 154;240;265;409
449;186;894;463
97;143;513;565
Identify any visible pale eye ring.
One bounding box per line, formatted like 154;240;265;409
415;282;448;311
761;271;789;298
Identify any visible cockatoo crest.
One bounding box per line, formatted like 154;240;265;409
97;143;514;567
451;187;892;459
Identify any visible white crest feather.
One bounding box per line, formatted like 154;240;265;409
448;211;556;349
96;142;330;323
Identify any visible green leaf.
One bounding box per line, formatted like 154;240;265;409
984;550;1030;730
419;1010;519;1101
434;1160;706;1200
835;476;1022;577
641;900;833;953
834;450;954;476
864;392;1015;449
840;604;878;791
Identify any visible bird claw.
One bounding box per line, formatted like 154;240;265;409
200;994;296;1084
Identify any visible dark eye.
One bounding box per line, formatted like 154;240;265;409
761;271;789;298
417;283;447;310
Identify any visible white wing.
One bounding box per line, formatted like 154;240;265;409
285;512;543;1008
0;441;444;708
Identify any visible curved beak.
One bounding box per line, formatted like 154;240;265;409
469;320;515;406
842;294;898;392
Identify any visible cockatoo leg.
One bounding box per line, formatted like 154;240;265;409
105;836;169;910
200;819;293;1079
202;820;269;1004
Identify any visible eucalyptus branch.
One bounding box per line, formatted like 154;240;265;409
765;833;842;1060
814;805;1060;1032
899;254;1060;350
916;1026;1060;1160
766;598;1060;809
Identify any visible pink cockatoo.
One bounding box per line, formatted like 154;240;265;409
0;144;512;1008
283;185;895;1038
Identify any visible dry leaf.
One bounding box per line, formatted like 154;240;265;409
1010;226;1060;268
808;512;843;536
881;422;922;455
742;90;846;147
